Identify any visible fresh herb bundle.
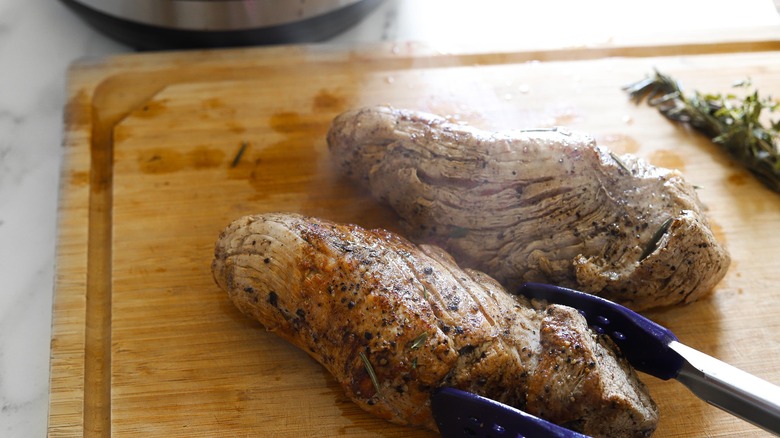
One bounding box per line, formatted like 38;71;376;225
624;70;780;194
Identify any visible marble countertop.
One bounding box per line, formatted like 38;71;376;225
1;1;778;436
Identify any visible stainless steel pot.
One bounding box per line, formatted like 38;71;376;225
61;0;383;50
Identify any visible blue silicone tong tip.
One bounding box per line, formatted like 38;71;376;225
432;283;780;437
431;387;589;438
517;283;780;436
518;282;684;380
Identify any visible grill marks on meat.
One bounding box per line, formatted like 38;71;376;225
212;213;658;436
326;106;731;310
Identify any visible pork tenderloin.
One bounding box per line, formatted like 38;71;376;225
212;213;658;436
326;106;731;310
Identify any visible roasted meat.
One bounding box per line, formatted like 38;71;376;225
212;213;658;436
327;106;730;310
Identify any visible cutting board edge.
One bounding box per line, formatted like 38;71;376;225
64;24;780;79
49;64;95;437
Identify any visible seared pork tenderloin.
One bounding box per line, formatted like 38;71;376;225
327;106;730;310
212;213;658;436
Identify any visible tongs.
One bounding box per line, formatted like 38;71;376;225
431;282;780;437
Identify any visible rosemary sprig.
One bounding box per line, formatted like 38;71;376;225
609;151;631;174
639;217;673;262
624;70;780;194
359;351;381;395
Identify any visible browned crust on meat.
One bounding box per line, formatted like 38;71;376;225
527;305;656;436
212;213;659;436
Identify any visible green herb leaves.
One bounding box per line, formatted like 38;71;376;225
410;332;428;350
359;351;381;395
625;70;780;194
639;217;673;262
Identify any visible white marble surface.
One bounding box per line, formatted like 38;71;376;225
0;1;778;437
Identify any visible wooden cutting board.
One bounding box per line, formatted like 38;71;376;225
51;30;780;437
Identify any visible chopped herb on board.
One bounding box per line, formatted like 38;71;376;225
231;141;249;167
624;70;780;194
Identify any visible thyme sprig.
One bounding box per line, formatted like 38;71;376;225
624;70;780;194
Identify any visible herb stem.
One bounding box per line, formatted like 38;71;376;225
609;151;631;174
640;217;673;261
359;351;381;395
625;70;780;194
231;141;248;167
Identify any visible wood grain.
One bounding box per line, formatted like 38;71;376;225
51;31;780;437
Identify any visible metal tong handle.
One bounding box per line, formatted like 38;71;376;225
519;283;780;436
670;341;780;436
